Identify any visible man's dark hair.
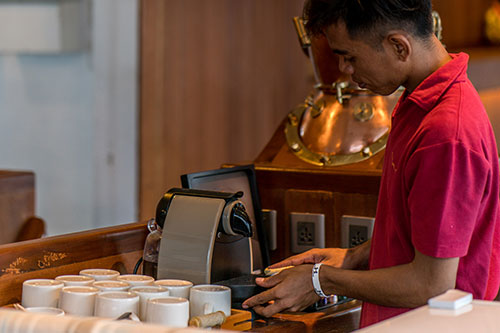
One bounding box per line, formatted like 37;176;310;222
303;0;433;44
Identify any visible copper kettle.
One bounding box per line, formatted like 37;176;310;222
286;18;399;166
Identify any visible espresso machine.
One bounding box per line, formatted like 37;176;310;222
147;188;255;285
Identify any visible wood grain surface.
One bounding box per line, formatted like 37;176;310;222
432;0;492;49
0;171;35;244
254;166;380;263
0;222;148;305
140;0;312;221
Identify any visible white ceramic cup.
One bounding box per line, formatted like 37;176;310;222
22;279;64;308
59;286;99;316
146;297;189;327
94;291;139;318
129;285;170;321
55;275;95;287
153;279;193;298
24;307;65;316
93;280;130;292
79;268;120;281
189;284;231;317
116;274;155;287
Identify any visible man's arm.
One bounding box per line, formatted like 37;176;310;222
343;239;371;270
243;248;458;316
322;249;459;308
268;240;372;271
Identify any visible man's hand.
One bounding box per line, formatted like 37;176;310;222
242;264;320;317
267;248;348;270
268;241;371;271
243;243;372;317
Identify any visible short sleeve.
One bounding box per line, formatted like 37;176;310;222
404;141;490;258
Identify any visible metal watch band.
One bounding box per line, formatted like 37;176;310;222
312;263;329;298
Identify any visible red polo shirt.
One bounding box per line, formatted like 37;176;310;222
360;53;500;327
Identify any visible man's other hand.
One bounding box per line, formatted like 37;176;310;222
242;264;320;317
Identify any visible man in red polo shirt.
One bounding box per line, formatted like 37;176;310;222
243;0;500;327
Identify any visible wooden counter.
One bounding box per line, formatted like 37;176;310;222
0;222;360;332
0;222;148;306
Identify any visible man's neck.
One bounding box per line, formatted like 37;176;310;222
404;36;451;93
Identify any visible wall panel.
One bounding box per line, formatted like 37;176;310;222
432;0;492;49
140;0;312;219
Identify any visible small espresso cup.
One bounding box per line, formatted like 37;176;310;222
146;297;189;327
79;268;120;281
55;275;95;287
129;285;170;321
153;279;193;298
189;284;231;317
116;274;155;287
93;280;130;292
22;279;64;308
59;286;99;316
24;307;65;316
94;291;140;318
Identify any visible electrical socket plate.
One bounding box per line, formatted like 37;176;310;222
340;215;375;248
290;212;325;253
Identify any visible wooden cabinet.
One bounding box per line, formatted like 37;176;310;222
0;171;38;244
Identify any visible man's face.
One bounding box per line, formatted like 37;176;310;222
324;22;405;95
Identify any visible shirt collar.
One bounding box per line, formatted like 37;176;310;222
404;53;469;113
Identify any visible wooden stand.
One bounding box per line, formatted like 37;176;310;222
243;119;383;263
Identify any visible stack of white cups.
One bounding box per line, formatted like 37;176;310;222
21;269;233;329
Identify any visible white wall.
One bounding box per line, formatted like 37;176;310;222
0;0;138;235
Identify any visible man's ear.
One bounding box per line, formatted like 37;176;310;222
386;33;411;61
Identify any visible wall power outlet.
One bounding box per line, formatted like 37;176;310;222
290;212;325;253
340;215;375;248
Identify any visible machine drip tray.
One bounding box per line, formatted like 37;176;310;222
215;274;267;309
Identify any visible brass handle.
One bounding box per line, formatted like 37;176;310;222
293;16;311;49
432;11;443;42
